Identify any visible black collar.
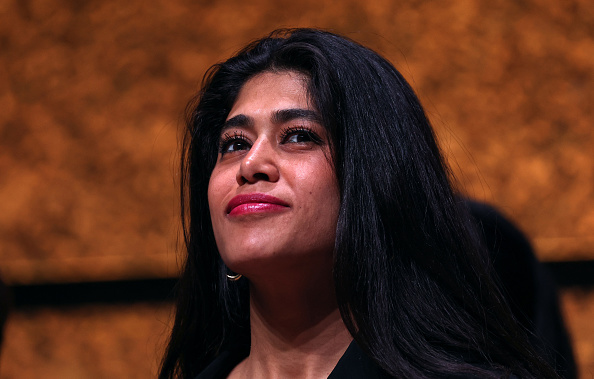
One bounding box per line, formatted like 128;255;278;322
195;340;388;379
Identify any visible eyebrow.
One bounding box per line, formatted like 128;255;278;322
271;108;321;124
224;114;252;128
223;108;321;131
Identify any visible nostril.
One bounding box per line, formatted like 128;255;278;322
253;173;269;181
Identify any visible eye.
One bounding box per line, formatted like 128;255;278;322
219;132;251;155
280;126;323;145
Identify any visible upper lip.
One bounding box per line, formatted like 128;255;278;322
226;193;290;214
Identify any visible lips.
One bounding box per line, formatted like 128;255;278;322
226;193;290;216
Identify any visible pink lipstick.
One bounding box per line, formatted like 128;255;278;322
226;193;290;217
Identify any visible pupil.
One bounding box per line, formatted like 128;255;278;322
296;133;308;142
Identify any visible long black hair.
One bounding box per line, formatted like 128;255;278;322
160;28;558;378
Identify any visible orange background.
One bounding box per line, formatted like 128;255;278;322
0;0;592;377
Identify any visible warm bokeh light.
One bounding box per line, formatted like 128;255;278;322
0;0;592;377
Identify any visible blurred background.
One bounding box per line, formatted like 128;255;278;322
0;0;593;377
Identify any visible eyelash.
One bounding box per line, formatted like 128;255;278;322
218;126;323;155
219;131;249;155
279;126;323;144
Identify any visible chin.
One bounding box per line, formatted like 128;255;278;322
219;245;278;272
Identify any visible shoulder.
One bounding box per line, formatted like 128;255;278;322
443;372;520;379
194;348;248;379
330;341;521;379
328;340;389;378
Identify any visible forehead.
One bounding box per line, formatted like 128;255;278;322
227;71;312;120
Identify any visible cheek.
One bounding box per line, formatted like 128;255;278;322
207;167;230;241
302;159;340;222
207;168;228;256
208;166;229;208
207;179;217;216
320;167;340;226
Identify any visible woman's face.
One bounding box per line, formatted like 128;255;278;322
208;71;340;278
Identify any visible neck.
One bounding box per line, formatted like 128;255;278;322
231;273;352;379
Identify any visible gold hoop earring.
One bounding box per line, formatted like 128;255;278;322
226;274;242;281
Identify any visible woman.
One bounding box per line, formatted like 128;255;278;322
160;29;558;378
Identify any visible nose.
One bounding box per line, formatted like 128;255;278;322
236;137;280;185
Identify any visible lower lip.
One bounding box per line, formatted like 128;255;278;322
228;203;288;217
